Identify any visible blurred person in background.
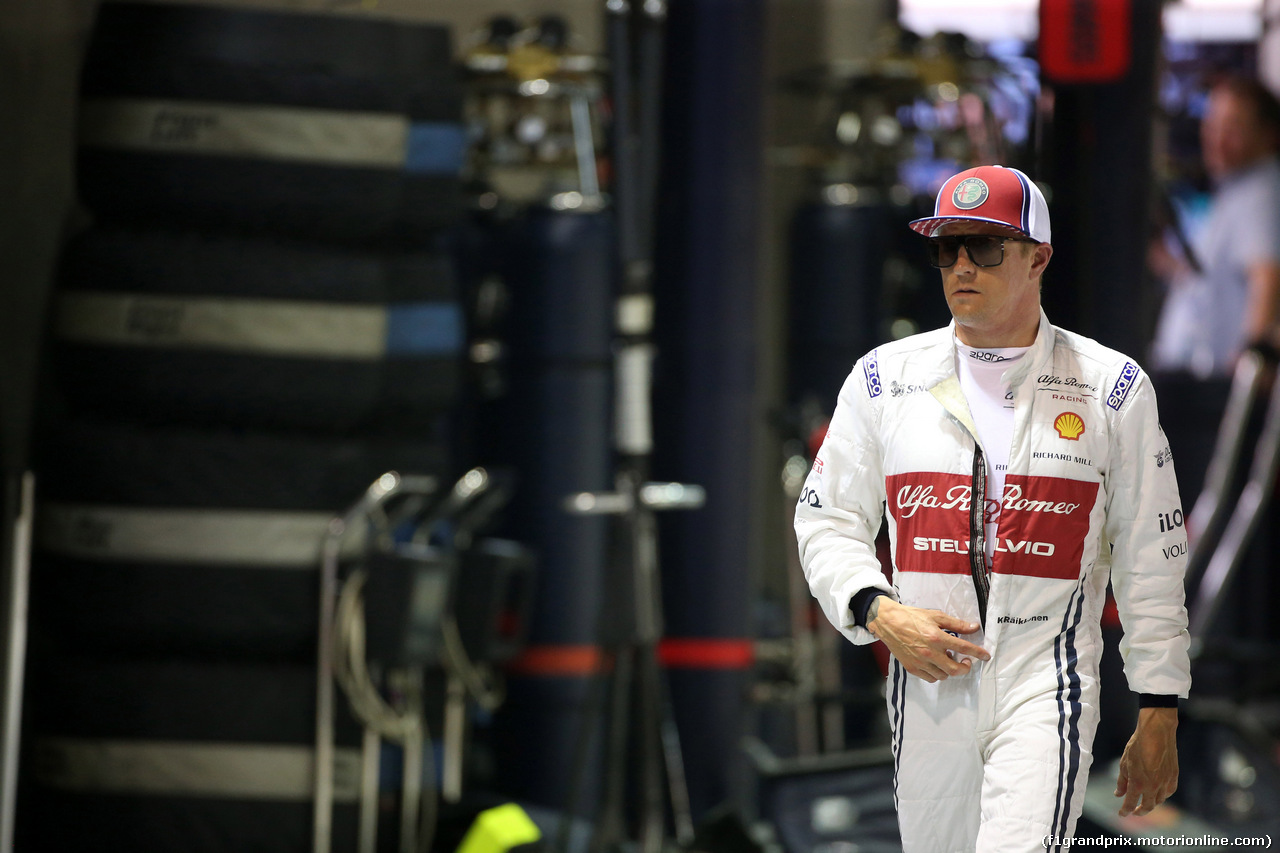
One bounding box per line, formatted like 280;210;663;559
1150;74;1280;503
797;166;1190;852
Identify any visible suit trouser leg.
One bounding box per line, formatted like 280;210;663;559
889;658;1100;853
889;659;984;853
975;683;1099;853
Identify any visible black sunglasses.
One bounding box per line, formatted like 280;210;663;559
926;235;1039;268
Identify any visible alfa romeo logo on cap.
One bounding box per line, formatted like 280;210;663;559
952;177;989;210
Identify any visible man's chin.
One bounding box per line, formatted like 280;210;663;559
947;305;985;325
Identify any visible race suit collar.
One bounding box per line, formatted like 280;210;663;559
929;309;1054;454
938;308;1053;389
998;309;1054;389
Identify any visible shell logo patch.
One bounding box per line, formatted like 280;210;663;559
1054;412;1085;441
952;177;989;210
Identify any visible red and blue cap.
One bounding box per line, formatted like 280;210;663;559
909;165;1051;244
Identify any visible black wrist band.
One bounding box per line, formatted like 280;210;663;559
1137;693;1179;709
850;589;888;628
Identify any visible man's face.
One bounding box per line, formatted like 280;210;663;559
935;221;1052;347
1202;88;1275;181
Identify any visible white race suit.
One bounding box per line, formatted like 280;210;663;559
795;311;1191;852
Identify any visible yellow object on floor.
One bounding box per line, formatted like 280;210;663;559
456;803;542;853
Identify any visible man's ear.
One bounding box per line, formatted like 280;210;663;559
1031;243;1053;278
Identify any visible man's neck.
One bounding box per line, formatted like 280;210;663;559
954;319;1039;349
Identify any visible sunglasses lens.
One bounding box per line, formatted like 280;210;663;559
928;236;1007;267
967;236;1004;265
928;238;960;268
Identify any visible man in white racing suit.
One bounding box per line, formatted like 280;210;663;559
795;165;1191;852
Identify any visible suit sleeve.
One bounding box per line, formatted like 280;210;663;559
794;356;894;646
1104;372;1192;698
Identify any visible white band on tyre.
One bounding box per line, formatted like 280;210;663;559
80;98;410;168
34;738;361;802
57;292;388;360
37;503;365;567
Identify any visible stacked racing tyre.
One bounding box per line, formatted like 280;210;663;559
20;4;471;851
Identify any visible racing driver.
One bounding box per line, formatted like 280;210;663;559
795;165;1191;852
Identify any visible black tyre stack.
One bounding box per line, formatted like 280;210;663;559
20;4;468;850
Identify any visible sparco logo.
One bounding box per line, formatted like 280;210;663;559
968;350;1010;363
896;483;1083;519
864;350;882;398
1108;361;1139;410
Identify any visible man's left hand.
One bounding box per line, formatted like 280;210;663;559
1115;707;1179;817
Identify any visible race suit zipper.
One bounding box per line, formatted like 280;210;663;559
969;443;990;627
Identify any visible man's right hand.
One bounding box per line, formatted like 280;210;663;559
867;597;989;682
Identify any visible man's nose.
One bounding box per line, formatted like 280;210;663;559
953;244;978;272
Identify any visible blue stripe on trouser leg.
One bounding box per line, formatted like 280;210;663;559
1058;584;1089;839
973;579;1098;853
974;690;1098;852
890;668;984;852
1053;580;1088;847
890;658;904;811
